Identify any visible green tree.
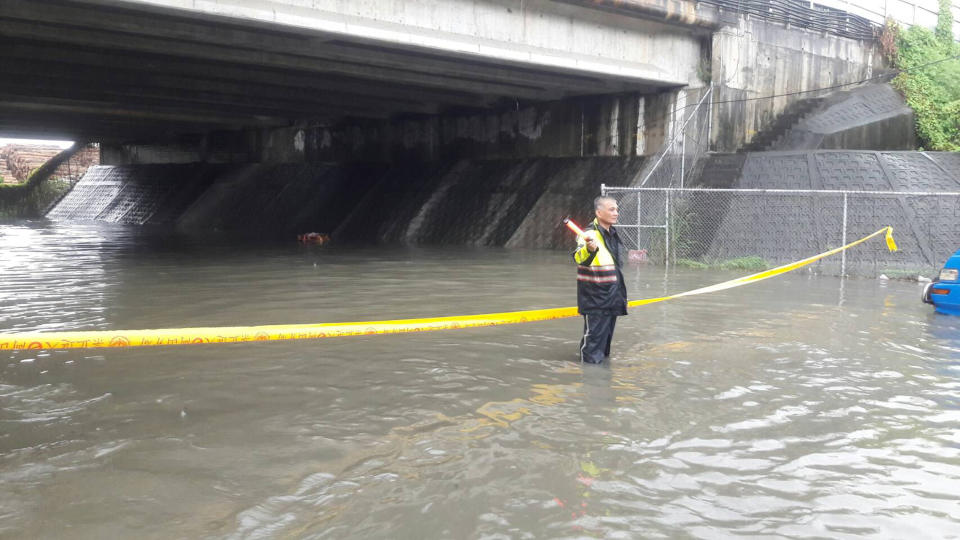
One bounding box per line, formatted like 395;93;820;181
935;0;955;45
891;0;960;151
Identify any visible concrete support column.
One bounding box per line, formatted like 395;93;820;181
635;97;646;156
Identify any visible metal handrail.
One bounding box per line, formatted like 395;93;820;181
601;187;960;196
699;0;880;40
635;86;713;188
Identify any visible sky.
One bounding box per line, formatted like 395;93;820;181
0;138;75;149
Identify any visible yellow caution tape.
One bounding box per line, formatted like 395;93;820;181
0;227;896;350
885;227;898;252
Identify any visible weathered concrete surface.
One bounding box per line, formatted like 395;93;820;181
46;164;224;224
333;157;645;246
175;163;387;235
726;151;960;192
268;93;655;162
0;0;900;173
113;0;704;84
711;18;883;152
50;157;646;248
556;0;721;28
101;132;258;165
100;90;690;163
774;84;917;151
89;10;884;164
503;157;647;247
0;0;704;143
1;0;887;159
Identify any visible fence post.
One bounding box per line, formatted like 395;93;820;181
707;84;714;153
680;137;685;189
841;192;848;277
601;183;606;197
665;189;671;268
636;190;642;252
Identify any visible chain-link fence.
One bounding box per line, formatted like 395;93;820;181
633;86;714;189
600;187;960;277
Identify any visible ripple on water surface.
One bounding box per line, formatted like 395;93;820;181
1;222;960;538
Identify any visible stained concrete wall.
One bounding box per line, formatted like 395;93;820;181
101;91;690;164
53;157;646;248
774;84;918;151
101;131;258;165
93;5;890;164
711;18;884;152
118;0;704;87
306;92;665;162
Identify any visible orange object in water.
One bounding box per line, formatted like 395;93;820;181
297;232;331;245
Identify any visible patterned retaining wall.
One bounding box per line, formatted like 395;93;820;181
47;158;646;248
699;151;960;272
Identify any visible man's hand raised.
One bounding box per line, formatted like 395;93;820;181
584;231;599;252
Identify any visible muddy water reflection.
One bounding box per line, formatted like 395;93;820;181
2;222;959;538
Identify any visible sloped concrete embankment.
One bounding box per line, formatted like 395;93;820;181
47;164;226;224
680;83;952;274
334;157;645;248
48;157;645;249
758;84;918;152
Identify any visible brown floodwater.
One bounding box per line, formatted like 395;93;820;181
2;221;959;538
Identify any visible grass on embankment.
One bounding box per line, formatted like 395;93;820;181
0;144;88;220
674;256;770;271
674;258;934;281
0;177;73;219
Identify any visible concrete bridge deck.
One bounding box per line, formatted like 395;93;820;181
0;0;710;143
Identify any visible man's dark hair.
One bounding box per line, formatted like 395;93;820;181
594;195;616;211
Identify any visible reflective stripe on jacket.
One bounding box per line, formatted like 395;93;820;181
572;219;628;315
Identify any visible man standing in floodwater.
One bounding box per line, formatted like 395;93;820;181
573;196;628;364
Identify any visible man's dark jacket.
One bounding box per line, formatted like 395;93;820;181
573;219;628;316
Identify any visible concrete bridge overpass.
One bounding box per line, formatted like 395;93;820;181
0;0;718;145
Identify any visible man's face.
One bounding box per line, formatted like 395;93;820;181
596;200;618;227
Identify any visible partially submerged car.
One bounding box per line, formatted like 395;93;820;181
922;248;960;316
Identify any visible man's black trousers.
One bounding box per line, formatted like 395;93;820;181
579;314;617;364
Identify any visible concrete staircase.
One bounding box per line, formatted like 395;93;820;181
741;83;916;153
740;97;826;152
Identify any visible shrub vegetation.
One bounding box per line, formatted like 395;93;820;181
887;0;960;151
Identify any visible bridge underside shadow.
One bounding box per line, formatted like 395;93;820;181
0;0;693;144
